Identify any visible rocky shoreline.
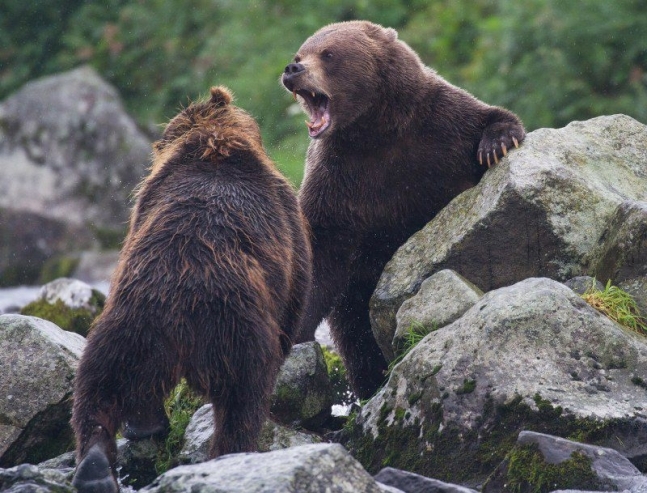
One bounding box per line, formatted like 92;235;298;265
1;69;647;492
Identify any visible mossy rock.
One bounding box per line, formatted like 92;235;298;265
20;278;105;336
483;443;609;493
270;342;333;429
20;296;103;336
343;393;642;487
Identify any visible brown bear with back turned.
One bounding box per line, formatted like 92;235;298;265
71;86;312;493
282;20;525;399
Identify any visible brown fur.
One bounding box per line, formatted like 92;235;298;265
71;86;311;492
282;21;525;399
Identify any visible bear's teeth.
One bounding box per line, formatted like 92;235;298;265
293;91;297;101
305;114;329;132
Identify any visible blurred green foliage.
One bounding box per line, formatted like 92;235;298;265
2;0;646;185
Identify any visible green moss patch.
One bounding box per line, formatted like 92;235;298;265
500;443;606;493
456;378;477;395
20;292;105;336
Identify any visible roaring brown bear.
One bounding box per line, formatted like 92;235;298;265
281;20;525;399
71;86;312;492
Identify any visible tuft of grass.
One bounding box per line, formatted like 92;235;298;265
582;280;647;335
388;322;433;374
155;380;204;474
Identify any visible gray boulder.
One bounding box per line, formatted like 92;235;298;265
371;115;647;348
37;451;76;471
0;66;149;229
0;209;91;287
35;278;102;311
177;404;215;465
345;278;647;486
142;443;385;493
270;341;333;429
0;463;74;493
0;66;150;284
117;437;164;489
388;269;483;361
483;431;647;492
0;314;85;466
564;276;605;295
257;421;322;454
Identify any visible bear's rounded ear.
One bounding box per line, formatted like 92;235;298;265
384;27;398;41
365;23;398;42
210;86;233;107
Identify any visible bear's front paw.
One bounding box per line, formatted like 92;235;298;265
478;122;525;168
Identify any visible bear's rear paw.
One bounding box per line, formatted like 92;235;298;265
72;444;118;493
478;122;525;168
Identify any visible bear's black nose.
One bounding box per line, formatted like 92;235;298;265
284;63;305;75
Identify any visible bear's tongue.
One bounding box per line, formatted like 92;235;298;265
297;91;330;138
305;105;330;138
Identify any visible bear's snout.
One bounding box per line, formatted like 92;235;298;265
284;62;305;75
282;63;305;90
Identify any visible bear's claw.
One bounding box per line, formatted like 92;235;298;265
477;122;525;168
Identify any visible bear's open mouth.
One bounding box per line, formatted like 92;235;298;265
294;89;330;138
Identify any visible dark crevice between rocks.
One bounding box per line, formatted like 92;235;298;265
0;395;75;468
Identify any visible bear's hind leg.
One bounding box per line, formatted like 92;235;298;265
120;336;177;440
72;338;125;493
196;315;282;458
209;369;277;458
72;327;177;492
329;280;389;400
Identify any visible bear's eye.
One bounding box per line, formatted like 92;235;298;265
321;50;334;60
294;55;301;63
